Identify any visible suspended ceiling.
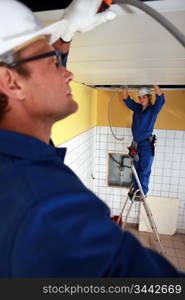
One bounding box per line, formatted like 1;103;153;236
35;0;185;86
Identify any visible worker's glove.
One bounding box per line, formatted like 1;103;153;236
60;0;117;42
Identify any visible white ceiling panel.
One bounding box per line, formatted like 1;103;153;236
36;0;185;85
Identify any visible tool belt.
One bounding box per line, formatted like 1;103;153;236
139;135;157;156
128;135;157;159
148;135;157;156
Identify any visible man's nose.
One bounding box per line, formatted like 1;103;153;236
63;67;73;82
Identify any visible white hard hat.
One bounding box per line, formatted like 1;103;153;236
0;0;68;61
138;87;151;97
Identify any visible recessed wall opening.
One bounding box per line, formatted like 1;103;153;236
107;152;132;188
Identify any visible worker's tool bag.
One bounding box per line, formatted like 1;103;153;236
128;141;139;161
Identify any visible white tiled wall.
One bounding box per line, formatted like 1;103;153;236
151;129;185;233
59;126;185;233
60;127;96;191
93;126;140;224
94;126;185;233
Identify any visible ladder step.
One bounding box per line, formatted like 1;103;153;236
118;161;164;254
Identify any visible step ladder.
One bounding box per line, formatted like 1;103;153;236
117;153;165;254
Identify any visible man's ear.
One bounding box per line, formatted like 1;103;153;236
0;67;26;100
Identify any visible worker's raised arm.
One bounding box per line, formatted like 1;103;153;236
123;86;129;100
152;85;165;114
53;0;117;67
52;39;71;68
153;85;163;96
59;0;116;42
122;87;140;112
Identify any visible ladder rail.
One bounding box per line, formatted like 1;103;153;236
117;158;165;254
122;190;138;228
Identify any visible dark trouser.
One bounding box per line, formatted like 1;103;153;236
133;140;154;195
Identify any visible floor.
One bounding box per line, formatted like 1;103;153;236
124;223;185;274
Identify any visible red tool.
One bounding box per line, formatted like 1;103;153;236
98;0;112;12
128;146;138;157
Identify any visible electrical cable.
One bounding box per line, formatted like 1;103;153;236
110;153;120;165
114;0;185;48
110;153;131;168
108;90;125;141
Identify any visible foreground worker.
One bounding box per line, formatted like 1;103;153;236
0;0;183;277
123;85;164;200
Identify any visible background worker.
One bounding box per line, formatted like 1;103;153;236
0;0;183;277
123;85;165;200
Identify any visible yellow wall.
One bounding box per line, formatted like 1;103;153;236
51;85;185;145
158;90;185;130
51;81;97;145
97;89;185;130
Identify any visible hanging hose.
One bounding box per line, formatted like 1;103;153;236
114;0;185;48
108;90;125;141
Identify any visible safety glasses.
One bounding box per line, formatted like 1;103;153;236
1;50;63;68
138;95;148;99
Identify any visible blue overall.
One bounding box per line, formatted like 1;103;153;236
0;130;183;277
124;94;165;194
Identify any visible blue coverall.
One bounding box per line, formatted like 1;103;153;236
124;95;165;194
0;129;183;277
